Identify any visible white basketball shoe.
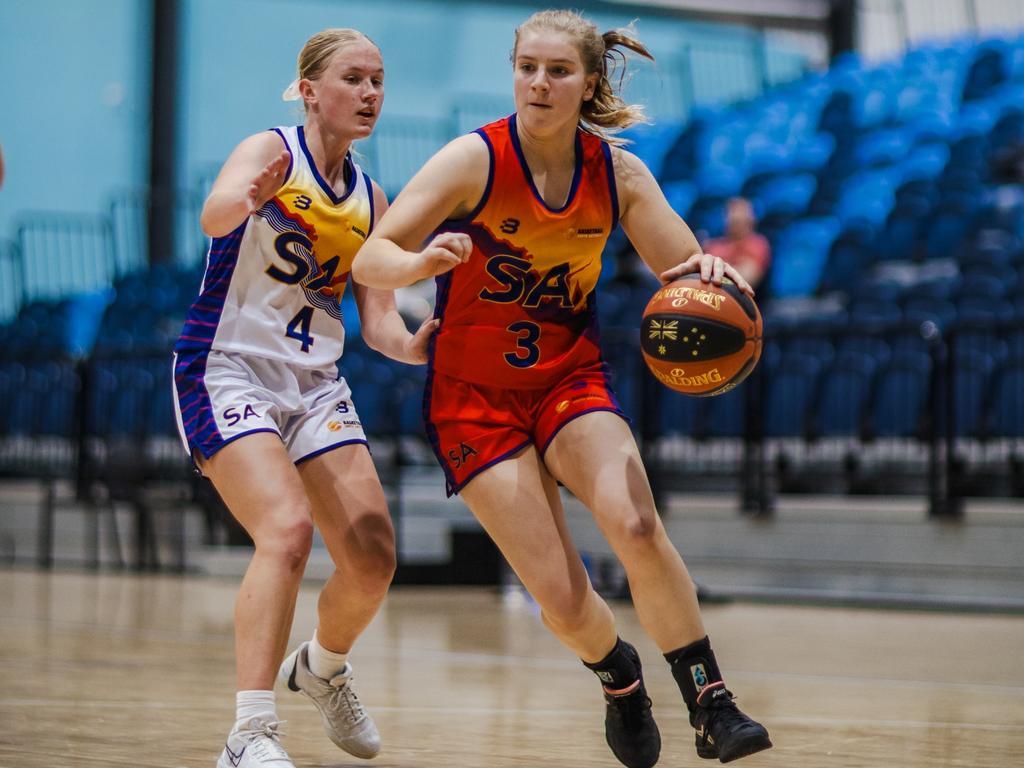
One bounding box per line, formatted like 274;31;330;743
216;718;294;768
279;642;381;759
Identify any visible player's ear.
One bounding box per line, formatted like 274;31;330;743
583;73;598;102
299;79;317;109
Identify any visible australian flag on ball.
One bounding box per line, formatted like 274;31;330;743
640;314;747;363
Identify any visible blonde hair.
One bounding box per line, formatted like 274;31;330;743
513;10;654;143
282;28;379;108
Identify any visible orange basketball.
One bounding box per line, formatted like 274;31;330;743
640;274;763;397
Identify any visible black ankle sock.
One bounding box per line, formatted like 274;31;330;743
583;637;641;691
664;635;723;711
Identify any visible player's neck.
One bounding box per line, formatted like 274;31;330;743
515;117;577;173
302;122;354;188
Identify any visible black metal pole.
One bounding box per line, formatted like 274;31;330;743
827;0;857;60
148;0;180;266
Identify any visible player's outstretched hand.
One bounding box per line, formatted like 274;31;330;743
404;316;440;364
416;232;472;278
659;252;755;297
246;150;291;213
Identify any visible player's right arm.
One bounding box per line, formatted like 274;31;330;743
351;134;487;289
200;132;291;238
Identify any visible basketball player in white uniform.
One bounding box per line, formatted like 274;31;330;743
172;29;434;768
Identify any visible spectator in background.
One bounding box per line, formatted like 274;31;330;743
704;197;771;289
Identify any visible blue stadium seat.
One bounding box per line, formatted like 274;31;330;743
856;128;913;167
950;348;995;437
986;357;1024;437
769;217;841;297
659;390;699;436
701;385;746;438
813;350;876;437
765;353;821;437
662;180;698;219
869;351;932;438
902;297;957;330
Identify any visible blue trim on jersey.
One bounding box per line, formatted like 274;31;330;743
173;349;236;459
539;408;630;458
601;141;620;231
294;438;370;465
174;221;246;353
200;428;281;459
462;129;496;223
270;127;293;182
599;360;627;416
453;437;533;495
508;113;583;214
297;126;357;205
364;171;375;235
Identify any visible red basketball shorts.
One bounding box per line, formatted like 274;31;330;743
424;362;629;496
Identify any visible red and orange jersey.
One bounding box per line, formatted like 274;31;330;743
429;115;618;388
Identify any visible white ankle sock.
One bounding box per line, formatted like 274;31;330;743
308;630;349;680
235;689;276;729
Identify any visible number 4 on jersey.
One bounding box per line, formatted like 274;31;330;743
286;305;315;352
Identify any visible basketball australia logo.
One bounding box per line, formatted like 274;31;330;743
566;226;604;239
690;662;709;691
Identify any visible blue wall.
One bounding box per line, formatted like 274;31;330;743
0;0;152;236
1;0;813;261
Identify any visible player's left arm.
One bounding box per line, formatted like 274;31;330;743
353;180;438;365
613;147;754;297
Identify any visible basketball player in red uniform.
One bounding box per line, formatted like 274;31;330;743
353;10;772;766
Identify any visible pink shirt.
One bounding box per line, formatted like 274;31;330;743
704;233;772;274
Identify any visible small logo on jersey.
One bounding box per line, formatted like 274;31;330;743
556;400;570;414
335;400;351;414
447;442;478;469
327;421;344;432
351;225;367;239
568;226;604;239
499;218;521;235
223;404;260;427
293;194;313;211
690;662;709;691
342;419;362;427
595;670;616;684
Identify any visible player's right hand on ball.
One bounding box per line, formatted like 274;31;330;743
416;232;472;277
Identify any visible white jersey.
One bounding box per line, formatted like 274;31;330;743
175;125;375;368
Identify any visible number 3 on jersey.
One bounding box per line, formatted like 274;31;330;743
286;306;315;352
504;321;540;368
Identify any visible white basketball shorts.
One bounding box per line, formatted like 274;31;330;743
172;348;367;465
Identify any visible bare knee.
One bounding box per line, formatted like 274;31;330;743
254;512;314;572
606;506;659;551
538;583;594;636
349;540;396;595
339;522;396;595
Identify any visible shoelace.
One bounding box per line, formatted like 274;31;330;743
237;720;290;762
327;669;367;722
609;688;653;730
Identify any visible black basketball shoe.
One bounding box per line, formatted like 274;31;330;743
691;682;772;763
603;679;661;768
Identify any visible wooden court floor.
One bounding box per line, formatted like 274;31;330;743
1;568;1022;767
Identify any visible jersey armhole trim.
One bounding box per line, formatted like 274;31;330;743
364;171;376;235
601;141;620;231
269;127;294;184
444;129;495;226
